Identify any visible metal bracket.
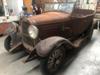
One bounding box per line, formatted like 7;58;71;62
24;50;38;63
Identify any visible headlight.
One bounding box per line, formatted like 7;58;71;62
28;25;39;39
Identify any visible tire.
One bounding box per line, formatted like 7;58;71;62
93;20;98;29
4;35;23;53
86;27;93;42
41;44;66;75
4;36;13;52
99;23;100;30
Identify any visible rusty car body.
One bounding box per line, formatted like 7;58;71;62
4;1;95;74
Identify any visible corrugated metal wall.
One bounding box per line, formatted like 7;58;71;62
79;0;97;10
32;0;97;11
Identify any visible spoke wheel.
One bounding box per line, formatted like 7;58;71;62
41;45;66;74
47;48;64;72
4;36;13;51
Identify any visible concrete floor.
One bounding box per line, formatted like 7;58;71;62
0;30;100;75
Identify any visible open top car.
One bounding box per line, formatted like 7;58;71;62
4;0;95;74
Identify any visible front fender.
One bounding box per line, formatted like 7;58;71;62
35;36;75;57
9;32;21;45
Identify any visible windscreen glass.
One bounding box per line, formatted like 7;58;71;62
44;2;75;13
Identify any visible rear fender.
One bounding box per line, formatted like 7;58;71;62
35;36;75;57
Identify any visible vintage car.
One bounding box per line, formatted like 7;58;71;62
4;1;95;74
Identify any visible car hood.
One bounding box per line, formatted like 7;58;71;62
27;12;71;25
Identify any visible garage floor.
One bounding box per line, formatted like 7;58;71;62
0;30;100;75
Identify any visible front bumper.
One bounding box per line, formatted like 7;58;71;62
22;41;34;53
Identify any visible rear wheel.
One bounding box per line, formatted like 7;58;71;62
87;27;93;41
41;45;66;74
93;20;98;29
99;22;100;29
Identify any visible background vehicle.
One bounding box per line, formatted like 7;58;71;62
4;0;95;74
0;0;21;36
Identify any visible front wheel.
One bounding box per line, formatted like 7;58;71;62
41;45;66;74
4;35;22;52
4;36;13;52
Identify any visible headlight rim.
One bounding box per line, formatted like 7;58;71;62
28;25;39;39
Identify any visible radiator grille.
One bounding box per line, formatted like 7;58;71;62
21;21;35;46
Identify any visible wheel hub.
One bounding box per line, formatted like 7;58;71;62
47;48;65;72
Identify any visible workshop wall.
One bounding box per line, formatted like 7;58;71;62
7;0;23;15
